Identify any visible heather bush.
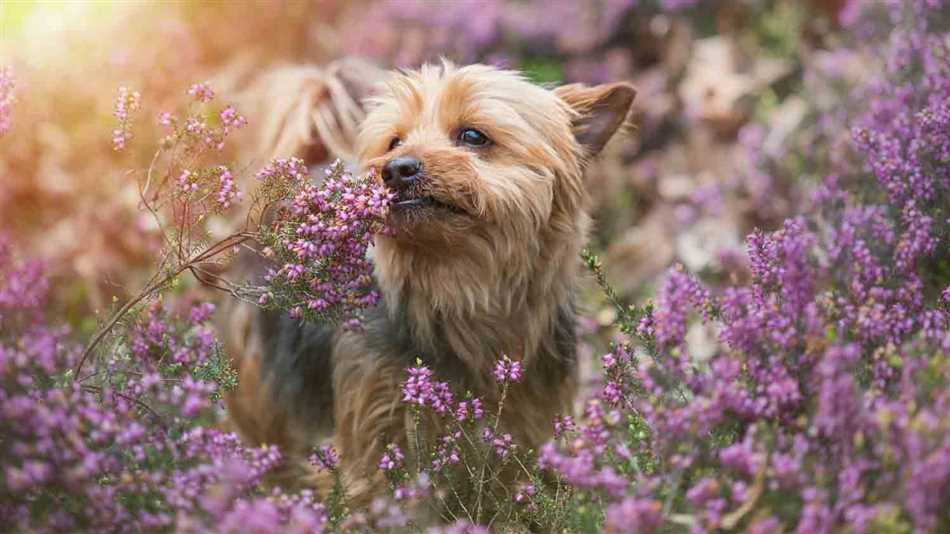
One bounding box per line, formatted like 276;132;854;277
77;80;390;375
0;77;390;530
0;240;325;531
531;3;949;533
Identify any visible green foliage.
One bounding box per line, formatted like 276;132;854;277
192;344;238;401
756;1;805;58
520;58;564;85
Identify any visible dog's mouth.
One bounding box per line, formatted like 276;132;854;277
389;191;465;215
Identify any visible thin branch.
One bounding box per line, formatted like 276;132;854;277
74;267;183;377
74;232;251;378
81;385;167;430
475;382;508;524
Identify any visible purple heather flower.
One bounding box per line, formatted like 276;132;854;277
215;166;241;210
393;472;431;502
492;433;515;458
112;85;141;151
604;497;662;534
256;157;309;184
188;303;215;324
513;483;536;504
492;354;524;384
431;434;462;472
157;111;174;127
218;104;247;133
186;81;214;102
401;365;455;414
378;444;405;472
719;434;762;478
553;415;576;439
259;161;390;326
654;264;712;349
0;250;313;531
454;398;484;422
308;445;339;471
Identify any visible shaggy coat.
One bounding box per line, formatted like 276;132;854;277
220;62;636;505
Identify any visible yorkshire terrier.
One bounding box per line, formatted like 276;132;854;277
220;61;636;507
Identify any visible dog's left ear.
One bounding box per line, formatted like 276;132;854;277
554;82;637;156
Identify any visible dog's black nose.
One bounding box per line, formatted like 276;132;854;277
382;156;422;189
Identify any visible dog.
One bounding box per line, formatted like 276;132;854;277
220;61;636;508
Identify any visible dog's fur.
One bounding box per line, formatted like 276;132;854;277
220;61;635;506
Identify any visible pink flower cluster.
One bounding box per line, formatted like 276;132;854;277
0;66;15;137
159;81;246;153
186;81;215;103
0;236;47;323
308;444;340;472
378;444;405;472
112;85;141;151
216;166;241;209
219;104;248;134
175;165;242;212
256;159;391;326
431;433;462;472
492;354;524;384
376;360;540;521
454;398;485;422
122;80;249;247
483;428;515;458
401;365;455;414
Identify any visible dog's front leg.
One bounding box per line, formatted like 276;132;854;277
310;333;411;507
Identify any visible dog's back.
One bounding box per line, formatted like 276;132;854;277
217;254;336;456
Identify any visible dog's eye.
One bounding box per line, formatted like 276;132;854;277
457;128;490;147
388;137;402;151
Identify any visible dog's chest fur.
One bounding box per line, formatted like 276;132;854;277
258;284;578;441
362;294;578;390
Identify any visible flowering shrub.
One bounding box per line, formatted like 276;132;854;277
366;356;545;528
0;78;392;530
80;80;390;374
75;81;255;376
250;159;391;326
533;3;950;533
0;240;327;531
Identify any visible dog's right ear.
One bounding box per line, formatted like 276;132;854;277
554;82;637;157
250;59;388;165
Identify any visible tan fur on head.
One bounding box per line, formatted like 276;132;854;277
357;61;635;378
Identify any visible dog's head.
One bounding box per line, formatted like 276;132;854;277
357;62;636;249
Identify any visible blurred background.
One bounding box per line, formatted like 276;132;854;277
0;0;859;367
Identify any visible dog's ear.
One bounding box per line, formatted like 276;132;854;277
250;59;388;165
554;82;637;156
